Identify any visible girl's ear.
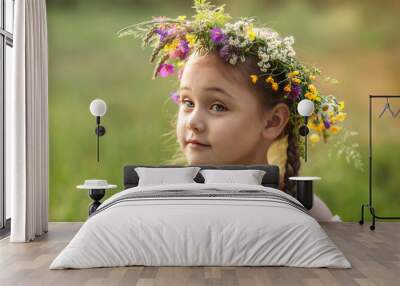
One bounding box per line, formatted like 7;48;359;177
262;103;290;141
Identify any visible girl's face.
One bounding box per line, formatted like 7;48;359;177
176;54;271;165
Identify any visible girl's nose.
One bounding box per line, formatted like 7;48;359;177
186;109;206;133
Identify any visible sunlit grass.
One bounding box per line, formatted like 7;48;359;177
48;1;400;221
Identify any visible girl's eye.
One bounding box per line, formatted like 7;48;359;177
211;103;227;112
181;100;194;109
181;99;227;112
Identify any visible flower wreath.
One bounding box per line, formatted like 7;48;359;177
117;0;362;168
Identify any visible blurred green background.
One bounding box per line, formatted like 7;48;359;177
47;0;400;221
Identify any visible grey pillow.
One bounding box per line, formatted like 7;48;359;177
135;167;201;186
200;169;266;185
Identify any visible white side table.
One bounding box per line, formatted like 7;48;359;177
289;176;321;210
77;179;117;215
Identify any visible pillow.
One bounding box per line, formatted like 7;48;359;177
135;167;201;186
200;169;266;185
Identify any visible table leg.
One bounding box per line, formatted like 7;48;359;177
88;189;105;215
295;180;314;210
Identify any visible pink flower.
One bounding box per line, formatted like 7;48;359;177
157;63;174;77
169;91;180;104
169;40;190;60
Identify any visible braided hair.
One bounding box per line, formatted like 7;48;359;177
282;120;301;196
235;54;302;196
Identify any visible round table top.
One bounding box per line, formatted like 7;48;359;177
76;184;117;190
289;176;321;181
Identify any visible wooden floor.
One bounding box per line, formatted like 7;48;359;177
0;222;399;286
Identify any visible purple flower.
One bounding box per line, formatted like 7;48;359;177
219;44;232;62
179;40;190;54
210;28;226;44
155;28;168;41
169;91;180;104
155;26;176;41
324;120;331;129
157;63;174;77
289;84;302;100
169;40;190;60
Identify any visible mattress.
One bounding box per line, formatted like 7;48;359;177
50;183;351;269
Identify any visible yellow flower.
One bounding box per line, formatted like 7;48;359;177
292;78;301;84
330;126;342;134
308;84;317;93
283;84;291;93
177;61;185;68
271;82;279;91
246;25;256;41
336;112;346;122
250;75;258;84
338;101;345;111
310;134;320;144
266;76;274;83
288;71;299;78
309;75;316;80
164;39;180;52
305;92;316;100
185;34;196;47
177;15;186;22
309;121;324;132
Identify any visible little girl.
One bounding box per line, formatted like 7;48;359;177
174;52;336;221
118;1;345;221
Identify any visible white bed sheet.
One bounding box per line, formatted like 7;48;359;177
50;183;351;269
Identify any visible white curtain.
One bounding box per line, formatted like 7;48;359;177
7;0;49;242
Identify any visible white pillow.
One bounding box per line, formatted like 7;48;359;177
200;169;266;185
135;167;201;186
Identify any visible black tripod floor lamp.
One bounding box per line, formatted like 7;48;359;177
359;95;400;230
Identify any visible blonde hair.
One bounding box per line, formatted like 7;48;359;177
267;134;288;189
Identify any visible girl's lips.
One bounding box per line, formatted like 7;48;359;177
186;139;210;145
186;141;211;148
187;143;211;150
188;142;210;147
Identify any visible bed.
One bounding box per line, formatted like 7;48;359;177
49;164;351;269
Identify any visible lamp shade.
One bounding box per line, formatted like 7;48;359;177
90;99;107;117
297;99;315;116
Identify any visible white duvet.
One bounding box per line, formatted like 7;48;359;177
50;183;351;269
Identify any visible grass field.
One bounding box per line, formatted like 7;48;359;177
47;0;400;221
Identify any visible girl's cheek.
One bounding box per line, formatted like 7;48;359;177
211;117;240;139
176;116;185;134
177;110;188;128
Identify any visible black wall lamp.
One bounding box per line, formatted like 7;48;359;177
89;99;107;162
297;99;315;162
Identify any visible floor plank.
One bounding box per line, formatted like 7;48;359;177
0;222;399;286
